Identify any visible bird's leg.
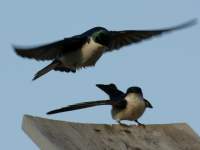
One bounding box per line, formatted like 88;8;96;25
135;120;145;128
117;120;122;124
117;120;128;127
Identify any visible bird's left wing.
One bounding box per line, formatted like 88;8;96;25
107;19;197;51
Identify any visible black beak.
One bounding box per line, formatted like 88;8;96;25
144;98;153;108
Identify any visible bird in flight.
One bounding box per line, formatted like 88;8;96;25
47;84;153;126
14;19;197;80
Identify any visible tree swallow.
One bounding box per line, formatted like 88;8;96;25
47;84;153;126
14;19;197;80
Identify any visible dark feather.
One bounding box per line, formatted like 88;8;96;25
47;99;112;115
96;84;127;109
108;19;197;50
96;84;125;100
14;40;65;60
14;36;88;61
47;98;127;115
54;66;76;73
33;60;60;80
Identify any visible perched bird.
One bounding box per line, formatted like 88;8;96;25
14;19;197;80
47;84;153;126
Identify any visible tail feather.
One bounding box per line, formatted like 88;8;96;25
33;61;59;80
47;99;112;115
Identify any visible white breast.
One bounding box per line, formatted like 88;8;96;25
60;38;105;69
112;93;146;121
80;38;105;67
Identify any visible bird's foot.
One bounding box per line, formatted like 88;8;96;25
137;123;146;128
135;120;146;128
117;121;129;127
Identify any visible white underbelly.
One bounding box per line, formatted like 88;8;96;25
112;94;146;121
60;38;105;69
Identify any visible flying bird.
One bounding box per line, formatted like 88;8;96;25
14;19;197;80
47;84;153;126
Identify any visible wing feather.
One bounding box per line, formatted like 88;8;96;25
14;36;87;61
108;19;197;51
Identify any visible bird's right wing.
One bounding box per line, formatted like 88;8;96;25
14;36;88;61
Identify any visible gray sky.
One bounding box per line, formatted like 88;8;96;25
0;0;199;149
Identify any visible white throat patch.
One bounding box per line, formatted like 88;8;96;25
80;38;105;67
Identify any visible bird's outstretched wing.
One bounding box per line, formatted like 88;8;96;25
14;36;88;61
47;99;127;115
107;19;197;51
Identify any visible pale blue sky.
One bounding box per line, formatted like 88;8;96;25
0;0;199;149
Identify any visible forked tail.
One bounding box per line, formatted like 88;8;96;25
33;60;60;81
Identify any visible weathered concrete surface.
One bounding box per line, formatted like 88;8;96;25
22;115;200;150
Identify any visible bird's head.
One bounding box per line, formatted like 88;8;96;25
126;87;143;96
92;28;111;47
126;86;153;108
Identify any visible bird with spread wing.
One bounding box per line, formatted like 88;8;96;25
14;19;197;80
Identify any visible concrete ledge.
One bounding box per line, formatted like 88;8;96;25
22;115;200;150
